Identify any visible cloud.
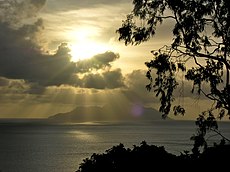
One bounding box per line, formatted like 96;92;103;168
75;51;119;73
0;20;76;86
0;77;9;87
43;0;131;12
0;18;124;88
0;0;47;25
0;1;124;89
123;69;208;104
40;0;134;51
0;17;123;89
0;13;123;89
77;68;125;89
122;70;158;104
0;77;29;94
0;0;77;87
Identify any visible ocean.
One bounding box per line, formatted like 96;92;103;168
0;120;229;172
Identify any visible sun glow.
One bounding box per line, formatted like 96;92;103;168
68;27;111;61
70;41;110;61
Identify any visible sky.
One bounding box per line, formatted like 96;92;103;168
0;0;211;119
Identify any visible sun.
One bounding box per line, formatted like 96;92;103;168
67;27;111;61
70;41;110;61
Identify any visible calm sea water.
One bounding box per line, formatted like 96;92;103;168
0;120;229;172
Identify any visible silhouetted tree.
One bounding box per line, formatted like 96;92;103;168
77;141;177;172
117;0;230;153
76;141;230;171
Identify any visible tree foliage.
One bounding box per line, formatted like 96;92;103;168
77;141;177;172
77;141;230;171
117;0;230;152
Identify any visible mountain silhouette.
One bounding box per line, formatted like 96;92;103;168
47;104;167;123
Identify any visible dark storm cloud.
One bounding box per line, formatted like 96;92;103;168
0;17;123;88
0;20;76;86
0;19;123;89
78;69;124;89
0;0;125;90
76;51;119;73
0;0;76;87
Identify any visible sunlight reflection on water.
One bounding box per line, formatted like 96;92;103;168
68;130;98;142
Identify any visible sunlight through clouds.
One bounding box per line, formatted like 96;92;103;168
70;42;112;61
0;0;210;120
62;24;114;61
39;3;132;62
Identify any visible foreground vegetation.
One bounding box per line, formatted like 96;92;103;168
76;141;230;172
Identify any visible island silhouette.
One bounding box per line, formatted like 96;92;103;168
47;104;168;123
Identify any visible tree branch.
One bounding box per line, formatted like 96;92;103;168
193;56;203;68
200;89;220;102
210;128;230;142
155;15;176;20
